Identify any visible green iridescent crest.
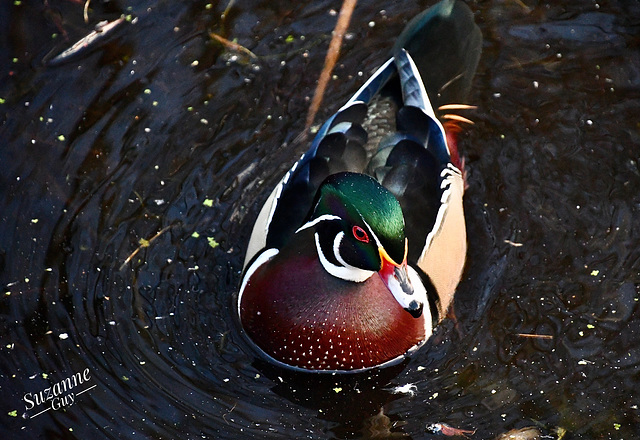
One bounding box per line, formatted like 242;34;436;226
311;172;406;263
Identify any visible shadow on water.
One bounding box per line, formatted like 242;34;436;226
1;0;640;438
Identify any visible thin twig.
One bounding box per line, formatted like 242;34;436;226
119;225;173;271
223;402;237;424
84;0;91;23
510;0;532;13
304;0;358;134
221;0;236;21
210;33;257;58
517;333;554;340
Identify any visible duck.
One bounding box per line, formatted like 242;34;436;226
238;0;482;372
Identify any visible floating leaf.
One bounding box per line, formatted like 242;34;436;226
556;426;567;440
203;199;214;207
207;237;219;249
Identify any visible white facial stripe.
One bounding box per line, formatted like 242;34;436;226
296;214;341;234
333;232;366;273
361;218;383;248
361;217;406;266
315;232;374;283
333;232;348;266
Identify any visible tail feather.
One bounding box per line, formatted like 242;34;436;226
393;0;482;111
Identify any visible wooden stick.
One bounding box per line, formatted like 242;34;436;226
119;225;173;271
304;0;358;133
210;33;257;59
517;333;554;340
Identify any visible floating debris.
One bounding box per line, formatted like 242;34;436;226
517;333;553;340
362;407;407;438
210;33;257;59
390;383;417;397
47;16;127;66
119;225;173;270
494;426;541;440
426;422;475;438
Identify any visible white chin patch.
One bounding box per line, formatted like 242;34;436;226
407;265;431;331
387;265;428;314
406;265;428;307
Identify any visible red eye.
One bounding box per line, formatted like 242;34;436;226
352;225;370;243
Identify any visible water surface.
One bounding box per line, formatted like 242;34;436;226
1;0;639;438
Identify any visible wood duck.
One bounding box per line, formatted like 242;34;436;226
238;0;482;372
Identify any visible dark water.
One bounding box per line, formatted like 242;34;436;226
1;0;640;438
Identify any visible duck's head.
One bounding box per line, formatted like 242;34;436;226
297;172;427;317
